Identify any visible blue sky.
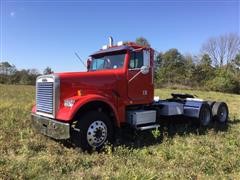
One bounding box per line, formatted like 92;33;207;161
0;0;239;73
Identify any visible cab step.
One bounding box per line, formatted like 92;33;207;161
136;124;160;131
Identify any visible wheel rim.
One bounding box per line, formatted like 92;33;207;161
87;120;107;148
201;107;211;126
219;105;227;122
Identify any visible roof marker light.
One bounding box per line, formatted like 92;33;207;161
102;45;108;50
117;41;124;46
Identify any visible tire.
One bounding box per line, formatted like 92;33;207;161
207;101;215;108
212;102;229;124
71;111;114;151
199;103;212;126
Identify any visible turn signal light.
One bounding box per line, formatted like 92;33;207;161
77;90;82;96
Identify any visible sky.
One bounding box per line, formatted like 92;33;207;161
0;0;239;73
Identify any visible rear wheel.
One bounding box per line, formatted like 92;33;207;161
199;103;212;126
71;111;114;151
212;102;228;123
207;101;215;108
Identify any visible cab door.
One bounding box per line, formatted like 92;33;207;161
127;50;153;104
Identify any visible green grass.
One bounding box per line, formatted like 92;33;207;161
0;84;240;179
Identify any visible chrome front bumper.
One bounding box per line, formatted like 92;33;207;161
31;114;70;139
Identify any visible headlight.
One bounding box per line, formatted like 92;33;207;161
64;99;76;108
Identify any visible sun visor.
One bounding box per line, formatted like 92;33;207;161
90;46;132;57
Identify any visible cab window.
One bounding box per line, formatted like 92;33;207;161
129;51;143;69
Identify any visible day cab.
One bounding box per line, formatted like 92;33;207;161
31;39;229;150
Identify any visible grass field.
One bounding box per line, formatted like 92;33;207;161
0;84;240;179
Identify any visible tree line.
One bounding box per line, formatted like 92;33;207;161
136;33;240;94
0;63;53;85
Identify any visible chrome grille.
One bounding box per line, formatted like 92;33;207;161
36;82;54;114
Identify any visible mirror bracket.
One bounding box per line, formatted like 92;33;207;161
129;66;149;83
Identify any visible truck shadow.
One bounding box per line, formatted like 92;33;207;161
59;118;240;152
115;118;240;149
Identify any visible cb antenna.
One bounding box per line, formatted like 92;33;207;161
74;52;87;68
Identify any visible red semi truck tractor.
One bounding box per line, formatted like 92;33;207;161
31;38;229;150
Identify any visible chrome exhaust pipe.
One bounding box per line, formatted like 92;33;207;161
109;36;113;47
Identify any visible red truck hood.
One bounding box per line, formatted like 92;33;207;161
55;70;124;102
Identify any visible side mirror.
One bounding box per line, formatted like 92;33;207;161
87;59;91;71
140;66;149;74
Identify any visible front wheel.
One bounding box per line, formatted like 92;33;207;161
71;111;114;151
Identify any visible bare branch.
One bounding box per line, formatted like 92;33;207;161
201;33;240;67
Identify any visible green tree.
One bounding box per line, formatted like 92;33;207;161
155;48;186;86
192;54;215;86
43;67;54;75
135;37;151;47
206;67;239;93
154;52;163;86
183;54;196;86
0;61;17;84
28;69;41;85
200;54;212;66
233;53;240;68
0;61;16;75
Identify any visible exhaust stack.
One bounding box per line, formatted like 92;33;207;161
109;36;113;47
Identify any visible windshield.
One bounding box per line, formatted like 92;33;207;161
90;52;126;71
